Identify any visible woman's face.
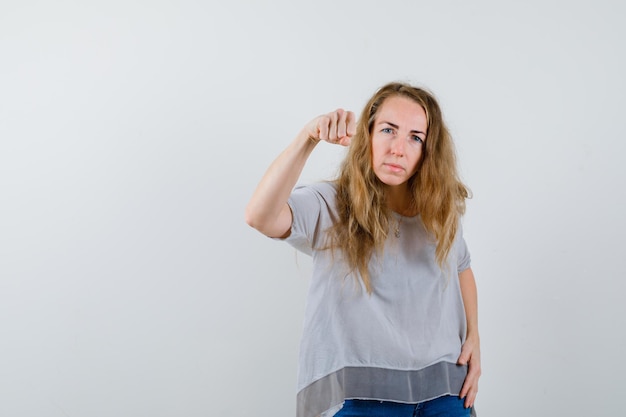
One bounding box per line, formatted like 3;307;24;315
370;95;428;188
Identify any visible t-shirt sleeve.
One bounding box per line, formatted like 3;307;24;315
273;183;336;255
456;224;472;273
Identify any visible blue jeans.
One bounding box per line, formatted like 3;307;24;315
334;395;471;417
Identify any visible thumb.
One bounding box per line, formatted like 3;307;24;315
346;111;357;136
457;345;470;365
338;136;351;147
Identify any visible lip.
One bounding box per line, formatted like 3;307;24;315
384;163;405;172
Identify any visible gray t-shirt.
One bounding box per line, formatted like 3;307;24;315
281;181;472;417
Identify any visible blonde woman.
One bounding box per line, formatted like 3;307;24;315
246;82;481;417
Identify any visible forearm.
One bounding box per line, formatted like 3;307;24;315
458;267;481;407
459;267;479;339
245;130;319;237
246;108;354;237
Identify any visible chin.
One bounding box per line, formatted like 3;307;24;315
379;177;409;187
374;171;411;187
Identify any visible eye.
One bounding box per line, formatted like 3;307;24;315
381;127;393;134
412;135;424;144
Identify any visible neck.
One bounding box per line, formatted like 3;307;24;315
386;184;416;216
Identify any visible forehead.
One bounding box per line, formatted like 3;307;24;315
376;95;428;130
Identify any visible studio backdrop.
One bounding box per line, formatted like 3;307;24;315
1;1;624;416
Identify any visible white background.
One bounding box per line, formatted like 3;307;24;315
1;1;625;416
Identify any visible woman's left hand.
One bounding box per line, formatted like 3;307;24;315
457;335;481;409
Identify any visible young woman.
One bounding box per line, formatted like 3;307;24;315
245;82;481;417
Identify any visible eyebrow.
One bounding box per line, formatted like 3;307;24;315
379;121;426;137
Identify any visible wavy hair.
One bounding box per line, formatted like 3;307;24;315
327;82;469;293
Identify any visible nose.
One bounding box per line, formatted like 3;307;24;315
390;137;405;157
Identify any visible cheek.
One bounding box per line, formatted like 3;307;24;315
409;148;424;171
370;141;384;162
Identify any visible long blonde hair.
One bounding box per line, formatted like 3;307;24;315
328;82;469;293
